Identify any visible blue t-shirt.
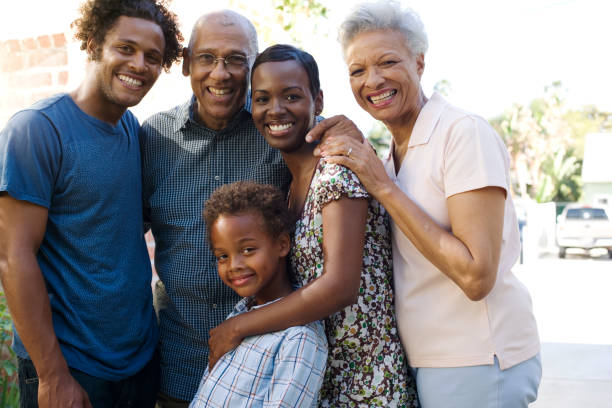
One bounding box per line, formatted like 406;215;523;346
0;94;158;381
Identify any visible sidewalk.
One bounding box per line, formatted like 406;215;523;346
514;257;612;407
534;343;612;408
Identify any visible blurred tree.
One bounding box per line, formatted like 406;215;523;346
433;79;452;97
367;121;391;158
228;0;329;46
490;82;610;203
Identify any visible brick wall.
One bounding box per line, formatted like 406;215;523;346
0;33;71;126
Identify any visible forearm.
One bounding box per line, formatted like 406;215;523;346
1;253;69;379
375;183;496;300
231;273;353;339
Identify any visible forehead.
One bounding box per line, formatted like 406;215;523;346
191;18;251;54
252;60;309;89
211;212;267;240
345;30;410;63
104;16;164;52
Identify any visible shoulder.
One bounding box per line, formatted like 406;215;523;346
141;100;189;134
313;160;368;201
283;320;327;347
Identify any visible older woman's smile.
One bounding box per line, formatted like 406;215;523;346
367;88;397;106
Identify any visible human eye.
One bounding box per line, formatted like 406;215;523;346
381;59;398;67
226;54;248;66
242;246;256;255
254;95;269;104
349;67;364;77
286;93;301;101
116;44;133;54
196;53;215;65
146;53;162;65
214;251;228;262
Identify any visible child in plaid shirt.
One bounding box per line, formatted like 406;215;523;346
190;181;327;408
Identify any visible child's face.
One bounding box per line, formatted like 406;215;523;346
210;212;291;305
251;59;323;153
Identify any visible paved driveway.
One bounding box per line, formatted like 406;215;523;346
514;252;612;407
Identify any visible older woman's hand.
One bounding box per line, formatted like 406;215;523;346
318;134;393;200
305;115;364;144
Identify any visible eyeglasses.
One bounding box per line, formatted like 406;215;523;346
192;53;251;71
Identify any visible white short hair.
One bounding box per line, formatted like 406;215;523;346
338;0;428;57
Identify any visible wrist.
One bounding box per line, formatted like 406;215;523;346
35;350;70;381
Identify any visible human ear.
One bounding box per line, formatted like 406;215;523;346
86;38;98;60
277;233;291;257
314;90;324;116
182;47;191;77
416;53;425;78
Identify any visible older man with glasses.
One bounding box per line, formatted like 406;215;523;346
139;10;291;408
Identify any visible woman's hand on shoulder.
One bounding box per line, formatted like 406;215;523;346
318;136;393;200
208;315;243;369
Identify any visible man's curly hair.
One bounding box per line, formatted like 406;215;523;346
72;0;183;71
203;182;294;247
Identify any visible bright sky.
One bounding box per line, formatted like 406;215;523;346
2;0;611;133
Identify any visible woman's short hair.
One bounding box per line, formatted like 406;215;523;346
338;0;428;57
251;44;320;99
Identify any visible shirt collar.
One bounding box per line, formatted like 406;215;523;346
384;91;448;162
172;94;251;136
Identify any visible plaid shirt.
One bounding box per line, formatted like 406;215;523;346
140;96;291;400
189;297;327;408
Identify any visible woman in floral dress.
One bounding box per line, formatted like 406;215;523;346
207;44;419;407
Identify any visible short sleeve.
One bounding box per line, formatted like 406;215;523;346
443;115;510;198
264;325;327;407
312;162;369;210
0;109;61;208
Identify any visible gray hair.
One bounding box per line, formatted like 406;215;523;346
187;10;259;66
338;0;428;57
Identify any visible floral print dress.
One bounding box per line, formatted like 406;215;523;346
291;160;419;408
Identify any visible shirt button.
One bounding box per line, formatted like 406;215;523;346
212;303;218;309
214;175;220;181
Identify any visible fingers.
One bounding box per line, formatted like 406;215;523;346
305;115;346;143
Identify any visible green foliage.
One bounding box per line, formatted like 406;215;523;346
490;82;606;203
367;121;391;158
0;289;19;407
274;0;328;31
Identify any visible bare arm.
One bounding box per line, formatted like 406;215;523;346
320;132;505;302
208;196;367;368
0;194;92;408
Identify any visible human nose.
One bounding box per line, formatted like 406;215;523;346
128;52;146;73
229;254;245;271
209;59;231;80
364;67;384;89
269;98;286;116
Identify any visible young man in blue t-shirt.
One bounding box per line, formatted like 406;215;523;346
0;1;182;407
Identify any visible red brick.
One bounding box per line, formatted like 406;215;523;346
28;49;68;68
1;55;24;72
52;33;67;48
5;40;21;52
10;72;53;88
22;37;37;50
37;35;52;48
58;71;69;85
28;92;54;106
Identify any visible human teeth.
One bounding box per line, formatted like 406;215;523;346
370;90;396;103
269;123;292;131
209;87;230;95
118;75;142;87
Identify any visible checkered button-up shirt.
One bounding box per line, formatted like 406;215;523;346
189;297;328;408
140;96;291;400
